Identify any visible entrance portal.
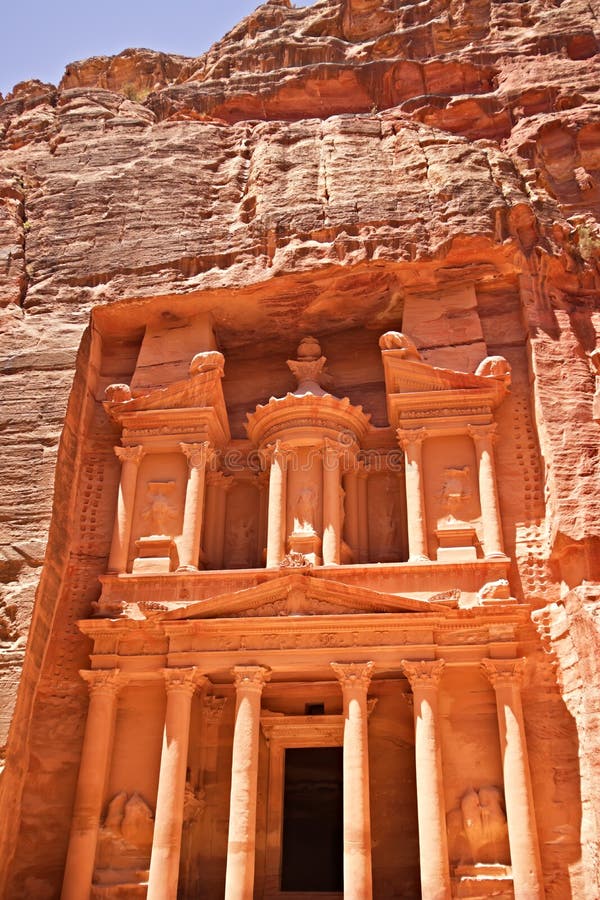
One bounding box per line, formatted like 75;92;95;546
281;747;344;892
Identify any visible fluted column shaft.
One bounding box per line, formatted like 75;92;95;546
179;442;211;570
147;669;206;900
323;440;342;565
61;670;122;900
401;660;450;900
397;429;429;561
332;662;374;900
108;445;144;573
266;443;288;568
481;659;543;900
224;666;271;900
469;424;505;558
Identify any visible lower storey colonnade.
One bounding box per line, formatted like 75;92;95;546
61;658;543;900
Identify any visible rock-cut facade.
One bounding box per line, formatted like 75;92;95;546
1;1;600;898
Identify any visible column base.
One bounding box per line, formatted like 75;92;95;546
176;564;203;573
409;554;430;563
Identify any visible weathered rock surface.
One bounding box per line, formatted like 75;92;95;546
0;0;600;896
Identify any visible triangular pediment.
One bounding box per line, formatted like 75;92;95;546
160;574;451;621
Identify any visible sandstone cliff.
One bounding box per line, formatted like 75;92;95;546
1;0;600;896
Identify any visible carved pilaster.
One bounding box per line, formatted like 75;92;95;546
204;470;232;569
179;442;212;571
61;669;125;900
481;658;543;899
396;428;429;561
468;424;506;558
323;439;345;566
148;668;207;900
108;444;145;574
400;659;449;900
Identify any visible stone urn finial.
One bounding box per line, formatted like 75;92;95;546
287;336;328;396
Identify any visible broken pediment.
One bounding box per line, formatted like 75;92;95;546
159;573;450;621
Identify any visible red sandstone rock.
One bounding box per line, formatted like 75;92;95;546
0;0;600;897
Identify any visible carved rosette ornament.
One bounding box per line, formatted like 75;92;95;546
401;659;445;689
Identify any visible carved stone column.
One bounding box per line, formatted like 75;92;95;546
147;668;206;900
266;442;288;568
481;659;543;900
343;465;360;562
468;424;505;558
107;445;144;573
323;439;343;566
401;660;450;900
179;442;211;571
61;669;123;900
357;464;369;563
397;428;429;561
204;471;231;569
257;472;269;567
224;666;271;900
331;662;374;900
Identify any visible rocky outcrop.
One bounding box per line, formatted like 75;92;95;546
1;0;600;896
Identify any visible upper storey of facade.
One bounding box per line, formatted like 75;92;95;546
96;310;516;618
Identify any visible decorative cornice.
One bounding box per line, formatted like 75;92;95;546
401;659;445;689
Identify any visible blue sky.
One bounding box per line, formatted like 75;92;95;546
0;1;312;96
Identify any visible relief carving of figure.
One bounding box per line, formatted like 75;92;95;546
96;792;155;870
226;517;256;568
141;481;178;536
439;467;471;523
293;486;318;534
447;786;510;866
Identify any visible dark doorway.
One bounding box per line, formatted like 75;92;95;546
281;746;343;893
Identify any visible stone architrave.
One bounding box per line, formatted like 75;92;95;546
468;425;506;558
401;660;450;900
179;442;212;571
481;659;544;900
397;429;430;561
61;669;124;900
265;442;288;568
331;661;375;900
323;439;344;565
107;445;145;573
147;668;207;900
224;666;271;900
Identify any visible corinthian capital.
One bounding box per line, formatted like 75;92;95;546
401;659;445;689
180;441;212;470
232;665;271;692
114;445;145;466
480;658;526;689
467;423;498;446
396;428;428;451
331;661;374;690
80;668;125;696
163;667;207;695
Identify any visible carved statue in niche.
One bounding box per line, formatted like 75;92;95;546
96;792;155;870
293;486;318;535
141;481;177;536
447;786;510;867
370;477;400;562
438;467;472;524
225;517;256;569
